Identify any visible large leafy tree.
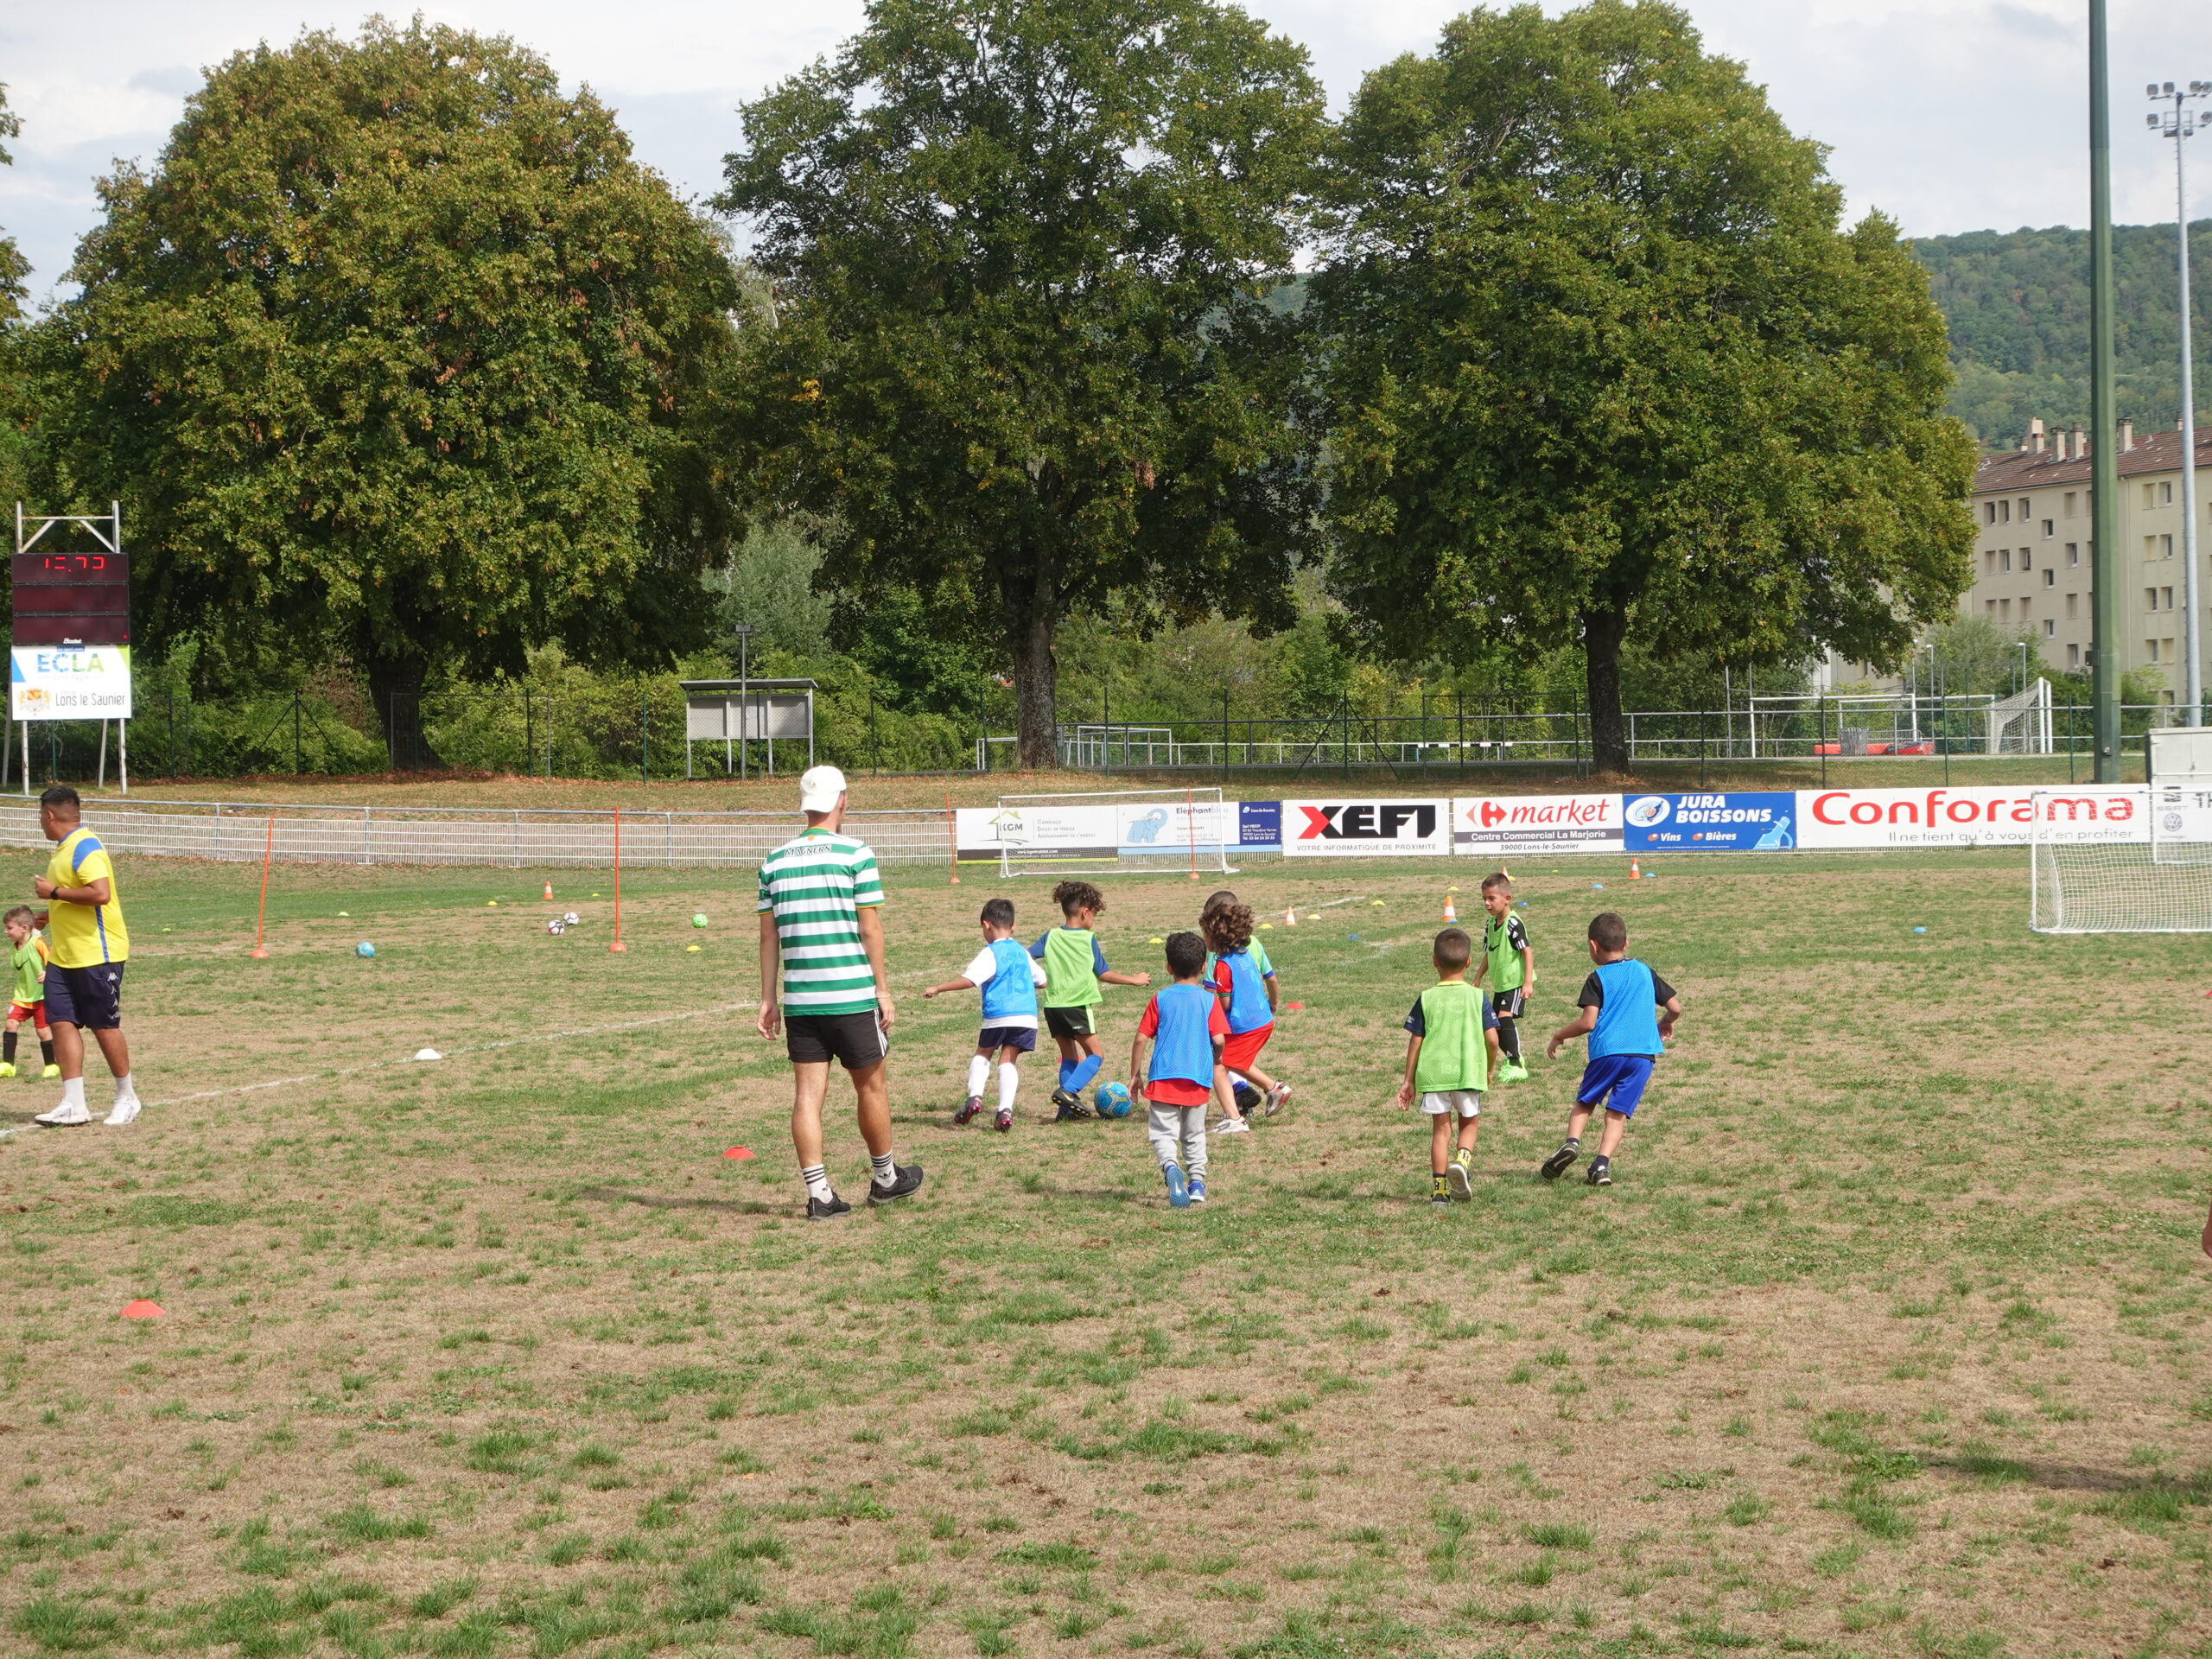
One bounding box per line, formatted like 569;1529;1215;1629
720;0;1326;767
28;22;740;747
1314;0;1976;772
0;84;28;321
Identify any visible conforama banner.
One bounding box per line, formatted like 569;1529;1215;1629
1794;786;2147;849
1452;794;1623;857
1281;798;1454;857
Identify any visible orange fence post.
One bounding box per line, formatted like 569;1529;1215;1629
947;792;960;885
608;809;628;952
249;816;274;958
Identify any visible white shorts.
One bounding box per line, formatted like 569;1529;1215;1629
1421;1090;1482;1118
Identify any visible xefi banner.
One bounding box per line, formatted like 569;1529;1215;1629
1281;799;1454;857
1622;791;1796;853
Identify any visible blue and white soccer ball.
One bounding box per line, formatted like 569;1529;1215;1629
355;941;377;958
1093;1080;1134;1119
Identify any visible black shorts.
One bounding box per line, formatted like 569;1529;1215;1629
976;1026;1038;1054
785;1010;887;1070
45;962;124;1031
1491;988;1526;1020
1043;1007;1096;1040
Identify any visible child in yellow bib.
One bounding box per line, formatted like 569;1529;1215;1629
2;906;56;1077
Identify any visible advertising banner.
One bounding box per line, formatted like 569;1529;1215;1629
1622;791;1796;852
10;644;132;721
2152;785;2212;849
1796;785;2148;849
1281;798;1453;858
1452;794;1623;857
955;804;1117;862
1116;798;1232;855
1238;799;1282;849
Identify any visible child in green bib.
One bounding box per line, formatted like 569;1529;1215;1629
2;906;57;1078
1397;927;1501;1204
1030;880;1149;1120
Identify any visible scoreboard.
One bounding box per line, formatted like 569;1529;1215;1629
11;551;130;648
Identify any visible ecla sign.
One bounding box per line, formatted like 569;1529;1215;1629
1281;798;1453;857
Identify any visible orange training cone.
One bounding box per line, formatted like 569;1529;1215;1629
1284;906;1297;926
543;881;555;901
119;1300;165;1319
1629;859;1641;880
1443;889;1458;923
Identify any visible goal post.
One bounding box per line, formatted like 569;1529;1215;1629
2030;783;2212;933
988;787;1236;880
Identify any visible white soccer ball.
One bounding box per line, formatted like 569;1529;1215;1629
546;918;567;936
563;911;581;925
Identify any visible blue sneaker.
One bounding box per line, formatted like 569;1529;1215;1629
1162;1162;1190;1209
1187;1176;1207;1205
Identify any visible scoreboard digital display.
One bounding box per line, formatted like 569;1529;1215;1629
11;552;130;648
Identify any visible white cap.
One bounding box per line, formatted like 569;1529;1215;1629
798;765;848;814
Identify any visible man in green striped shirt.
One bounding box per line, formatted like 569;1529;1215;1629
757;766;923;1218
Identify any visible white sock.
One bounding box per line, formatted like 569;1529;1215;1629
870;1151;896;1185
113;1072;137;1105
966;1054;991;1098
801;1164;834;1202
61;1077;86;1111
1227;1071;1249;1093
997;1062;1020;1114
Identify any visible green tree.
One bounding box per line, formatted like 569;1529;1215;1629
720;0;1327;767
1314;0;1978;774
0;83;28;321
27;22;741;758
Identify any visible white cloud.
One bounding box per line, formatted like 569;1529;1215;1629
1;0;2209;304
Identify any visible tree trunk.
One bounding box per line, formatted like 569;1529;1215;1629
1581;601;1630;777
1005;569;1059;772
362;647;443;772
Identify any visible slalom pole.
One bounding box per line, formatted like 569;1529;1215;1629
1186;786;1198;881
608;809;627;952
249;816;274;959
947;792;960;885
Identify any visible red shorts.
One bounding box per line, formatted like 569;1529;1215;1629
1144;1077;1212;1108
7;1001;44;1027
1222;1024;1274;1071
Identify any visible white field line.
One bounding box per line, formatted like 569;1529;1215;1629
0;1000;762;1138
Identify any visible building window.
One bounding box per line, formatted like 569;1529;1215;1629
2018;497;2031;519
2064;492;2077;517
2067;543;2080;566
2164;587;2175;611
2001;550;2012;572
2044;569;2055;587
1985;502;1997;525
2164;639;2176;663
2069;643;2081;667
2022;550;2032;571
2146;588;2158;613
1984;550;1997;575
2000;598;2012;620
2044;619;2056;638
2161;481;2174;505
1999;500;2012;524
2043;519;2055;537
2161;534;2175;559
2148;639;2161;663
2143;483;2155;508
2066;593;2078;617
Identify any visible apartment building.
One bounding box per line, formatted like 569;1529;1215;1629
1963;417;2212;695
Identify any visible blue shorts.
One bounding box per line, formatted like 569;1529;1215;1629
45;961;125;1032
1577;1053;1654;1116
977;1026;1037;1054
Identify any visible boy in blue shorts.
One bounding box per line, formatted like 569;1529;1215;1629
925;897;1048;1132
1033;880;1149;1121
1129;931;1231;1209
1541;912;1681;1187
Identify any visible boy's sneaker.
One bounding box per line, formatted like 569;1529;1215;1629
806;1192;852;1219
1430;1174;1450;1205
868;1164;925;1206
1231;1082;1262;1116
1496;1060;1529;1084
1540;1141;1580;1181
1585;1157;1611;1187
1213;1117;1250;1135
34;1101;91;1127
104;1097;140;1128
40;1064;59;1079
1262;1083;1292;1117
1162;1163;1190;1209
954;1096;985;1125
994;1106;1014;1133
1187;1176;1206;1205
1052;1090;1091;1122
0;1062;15;1078
1446;1147;1475;1201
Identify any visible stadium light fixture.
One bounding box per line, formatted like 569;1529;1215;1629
2149;77;2205;727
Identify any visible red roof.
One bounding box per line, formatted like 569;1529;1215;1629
1974;428;2212;493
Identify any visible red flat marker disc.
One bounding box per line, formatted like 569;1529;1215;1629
723;1147;756;1160
119;1300;165;1319
1284;1001;1306;1012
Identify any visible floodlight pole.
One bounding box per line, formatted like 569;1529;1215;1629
2150;79;2205;725
2088;0;2123;781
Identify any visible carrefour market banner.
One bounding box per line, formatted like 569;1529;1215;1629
1281;798;1453;857
1452;794;1623;857
1795;785;2147;849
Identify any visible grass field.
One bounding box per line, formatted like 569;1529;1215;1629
0;845;2207;1659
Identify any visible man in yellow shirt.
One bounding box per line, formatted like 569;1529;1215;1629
29;786;138;1128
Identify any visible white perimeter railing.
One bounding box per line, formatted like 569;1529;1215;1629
0;801;958;869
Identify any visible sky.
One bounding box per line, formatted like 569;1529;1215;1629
3;0;2209;308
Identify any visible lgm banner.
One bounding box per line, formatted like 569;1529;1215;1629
955;804;1116;862
1282;798;1453;857
1452;794;1623;857
1796;786;2148;849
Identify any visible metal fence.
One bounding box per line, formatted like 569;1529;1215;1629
0;801;958;868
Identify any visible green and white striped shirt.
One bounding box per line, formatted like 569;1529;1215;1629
757;829;885;1015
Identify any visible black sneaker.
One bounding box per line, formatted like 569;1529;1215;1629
1585;1158;1611;1187
1540;1142;1580;1182
868;1163;925;1206
806;1192;851;1219
1052;1090;1092;1122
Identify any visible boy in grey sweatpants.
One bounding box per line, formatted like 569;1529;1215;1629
1130;931;1232;1211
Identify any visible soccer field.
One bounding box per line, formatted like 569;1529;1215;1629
0;849;2205;1658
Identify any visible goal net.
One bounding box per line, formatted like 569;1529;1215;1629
2030;778;2212;933
988;787;1236;879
